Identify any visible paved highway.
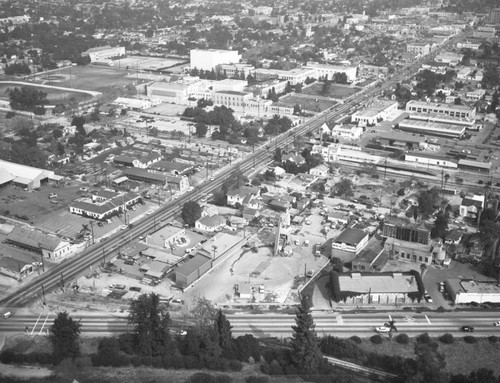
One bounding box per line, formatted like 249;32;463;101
2;310;499;338
0;37;454;309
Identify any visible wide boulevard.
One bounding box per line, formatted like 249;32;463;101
2;311;499;338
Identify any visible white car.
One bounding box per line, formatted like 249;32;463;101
120;225;128;230
494;321;500;327
147;209;155;215
424;293;433;303
376;326;391;333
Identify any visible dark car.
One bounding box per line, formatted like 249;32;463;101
461;326;474;332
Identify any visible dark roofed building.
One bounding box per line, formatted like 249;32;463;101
331;228;369;254
6;227;71;260
149;161;193;175
382;216;430;245
351;237;388;272
175;254;212;288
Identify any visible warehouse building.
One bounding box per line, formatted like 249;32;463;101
175;254;212;288
0;159;55;190
405;100;476;120
445;279;500;304
397;118;466;139
6;226;71;260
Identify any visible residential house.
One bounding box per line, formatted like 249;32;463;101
459;195;485;219
195;215;227;232
309;164;329;178
226;185;260;207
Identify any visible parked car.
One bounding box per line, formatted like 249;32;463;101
494;321;500;327
48;193;58;199
120;225;128;230
461;326;474;332
376;326;391;333
129;286;142;292
424;293;433;303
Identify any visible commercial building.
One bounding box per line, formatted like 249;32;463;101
0;159;56;190
328;124;363;141
333;272;421;305
378;132;425;151
457;159;491;173
190;49;241;71
405;100;476;120
407;42;432;55
445;279;500;304
397;118;466;139
254;67;316;85
6;226;71;260
384;237;444;266
147;81;190;102
69;191;140;221
218;63;255;78
175;254;212;288
351;237;388;272
0;253;37;280
351;101;398;126
382;216;430;245
122;168;190;192
82;46;125;62
434;52;463;66
311;144;381;165
404;153;458;169
331;228;369;257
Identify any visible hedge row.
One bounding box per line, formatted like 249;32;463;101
0;350;243;373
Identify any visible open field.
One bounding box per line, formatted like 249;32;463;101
31;65;136;94
278;94;337;112
113;55;187;71
302;83;361;99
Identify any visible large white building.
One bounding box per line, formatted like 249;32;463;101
82;46;125;62
398;118;466;139
254;68;316;85
311;144;380;164
407;42;432;55
306;62;358;82
190;49;241;71
405;100;476;120
352;101;398;126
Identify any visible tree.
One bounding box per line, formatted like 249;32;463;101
290;295;323;374
334;178;354;197
431;212;449;242
295;83;303;93
181;201;202;226
214;309;233;357
190;296;219;339
51;311;81;363
417;188;440;219
128;293;172;357
7;86;48;114
195;123;208;138
330;257;343;272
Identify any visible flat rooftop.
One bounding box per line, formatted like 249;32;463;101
399;119;466;132
339;272;420;294
460;280;500;294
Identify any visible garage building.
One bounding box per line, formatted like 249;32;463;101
175;254;212;288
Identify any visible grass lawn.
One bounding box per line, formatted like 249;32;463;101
302;83;361;99
278;94;337;113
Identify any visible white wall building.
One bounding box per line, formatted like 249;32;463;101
311;144;380;164
329;124;364;140
254;68;316;85
405;100;476;119
83;46;125;62
351;101;398;126
306;62;358;82
190;49;241;71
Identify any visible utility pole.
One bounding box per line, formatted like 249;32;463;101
41;284;46;306
89;220;95;245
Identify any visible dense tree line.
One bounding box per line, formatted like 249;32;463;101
7;86;48;114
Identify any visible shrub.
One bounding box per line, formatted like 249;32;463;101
416;333;431;344
463;336;476;344
228;359;243;371
439;333;454;344
395;333;410;344
488;336;498;344
215;375;232;383
319;336;365;360
370;335;383;344
349;336;362;344
0;351;16;364
245;377;270;383
187;372;216;383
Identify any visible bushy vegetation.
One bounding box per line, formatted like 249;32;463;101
349;336;362;345
488;336;498;344
395;333;410;345
439;333;455;344
370;335;383;344
463;336;477;344
416;332;431;344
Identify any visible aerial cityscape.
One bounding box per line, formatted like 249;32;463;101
0;0;499;382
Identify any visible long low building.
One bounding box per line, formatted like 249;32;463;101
445;279;500;304
122;168;190;192
397;118;466;139
6;226;71;260
69;191;140;221
457;159;491;173
404;152;458;169
405;100;476;120
0;159;55;190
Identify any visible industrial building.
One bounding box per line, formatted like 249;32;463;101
382;216;431;245
351;101;398;126
333;272;421;305
445;279;500;304
82;46;125;62
404;153;458;169
0;159;56;190
405;100;476;120
6;226;71;260
175;254;212;288
397;118;466;139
